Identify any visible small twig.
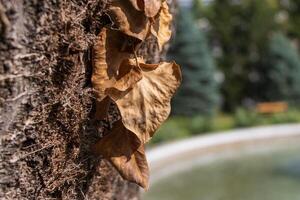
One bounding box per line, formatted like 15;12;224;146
0;2;11;36
74;5;88;21
105;13;119;31
20;143;38;150
23;144;54;156
0;74;32;81
6;91;29;102
14;53;41;60
80;189;87;200
12;144;55;162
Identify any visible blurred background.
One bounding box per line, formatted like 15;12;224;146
144;0;300;199
152;0;300;144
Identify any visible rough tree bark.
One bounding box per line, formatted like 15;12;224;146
0;0;174;199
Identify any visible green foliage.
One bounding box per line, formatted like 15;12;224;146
189;116;213;134
168;7;219;116
259;33;300;103
234;108;260;127
151;117;191;144
150;108;300;145
193;0;279;110
280;1;300;39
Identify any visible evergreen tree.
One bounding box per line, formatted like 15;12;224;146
260;33;300;103
193;0;279;110
280;1;300;39
168;8;219;116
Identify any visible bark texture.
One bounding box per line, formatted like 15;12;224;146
0;0;173;199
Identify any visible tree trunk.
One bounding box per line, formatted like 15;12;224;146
0;0;173;199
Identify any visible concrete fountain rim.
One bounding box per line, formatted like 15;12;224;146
146;123;300;185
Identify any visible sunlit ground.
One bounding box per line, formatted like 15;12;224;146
144;139;300;200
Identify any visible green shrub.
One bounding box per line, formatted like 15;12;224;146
189;116;213;134
151;117;191;144
265;110;300;124
210;114;235;131
150;109;300;145
234;108;260;127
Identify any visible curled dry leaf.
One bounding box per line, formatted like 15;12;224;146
93;120;149;189
108;0;150;41
93;58;181;188
92;1;180;188
92;28;131;101
150;1;172;51
144;0;162;17
92;28;135;119
107;58;182;143
128;0;144;11
128;0;162;18
95;59;181;188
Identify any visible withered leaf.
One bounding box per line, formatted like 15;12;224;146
107;58;182;143
92;3;180;188
128;0;144;11
112;60;143;92
92;27;131;101
92;28;135;119
108;0;150;41
128;0;162;18
150;1;172;51
93;58;181;188
93;120;149;189
144;0;162;18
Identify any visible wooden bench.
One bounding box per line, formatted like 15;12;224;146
256;102;288;114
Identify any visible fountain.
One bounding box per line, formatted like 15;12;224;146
143;124;300;200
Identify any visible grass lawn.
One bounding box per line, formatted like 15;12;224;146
151;108;300;144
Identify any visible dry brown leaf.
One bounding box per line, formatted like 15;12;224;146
92;28;131;101
108;0;150;41
93;120;149;189
93;58;180;188
112;60;143;92
144;0;162;17
128;0;144;11
128;0;162;17
107;58;182;143
150;1;172;51
92;4;180;188
92;28;136;119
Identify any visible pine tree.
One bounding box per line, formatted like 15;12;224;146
260;33;300;103
194;0;278;110
168;8;219;116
